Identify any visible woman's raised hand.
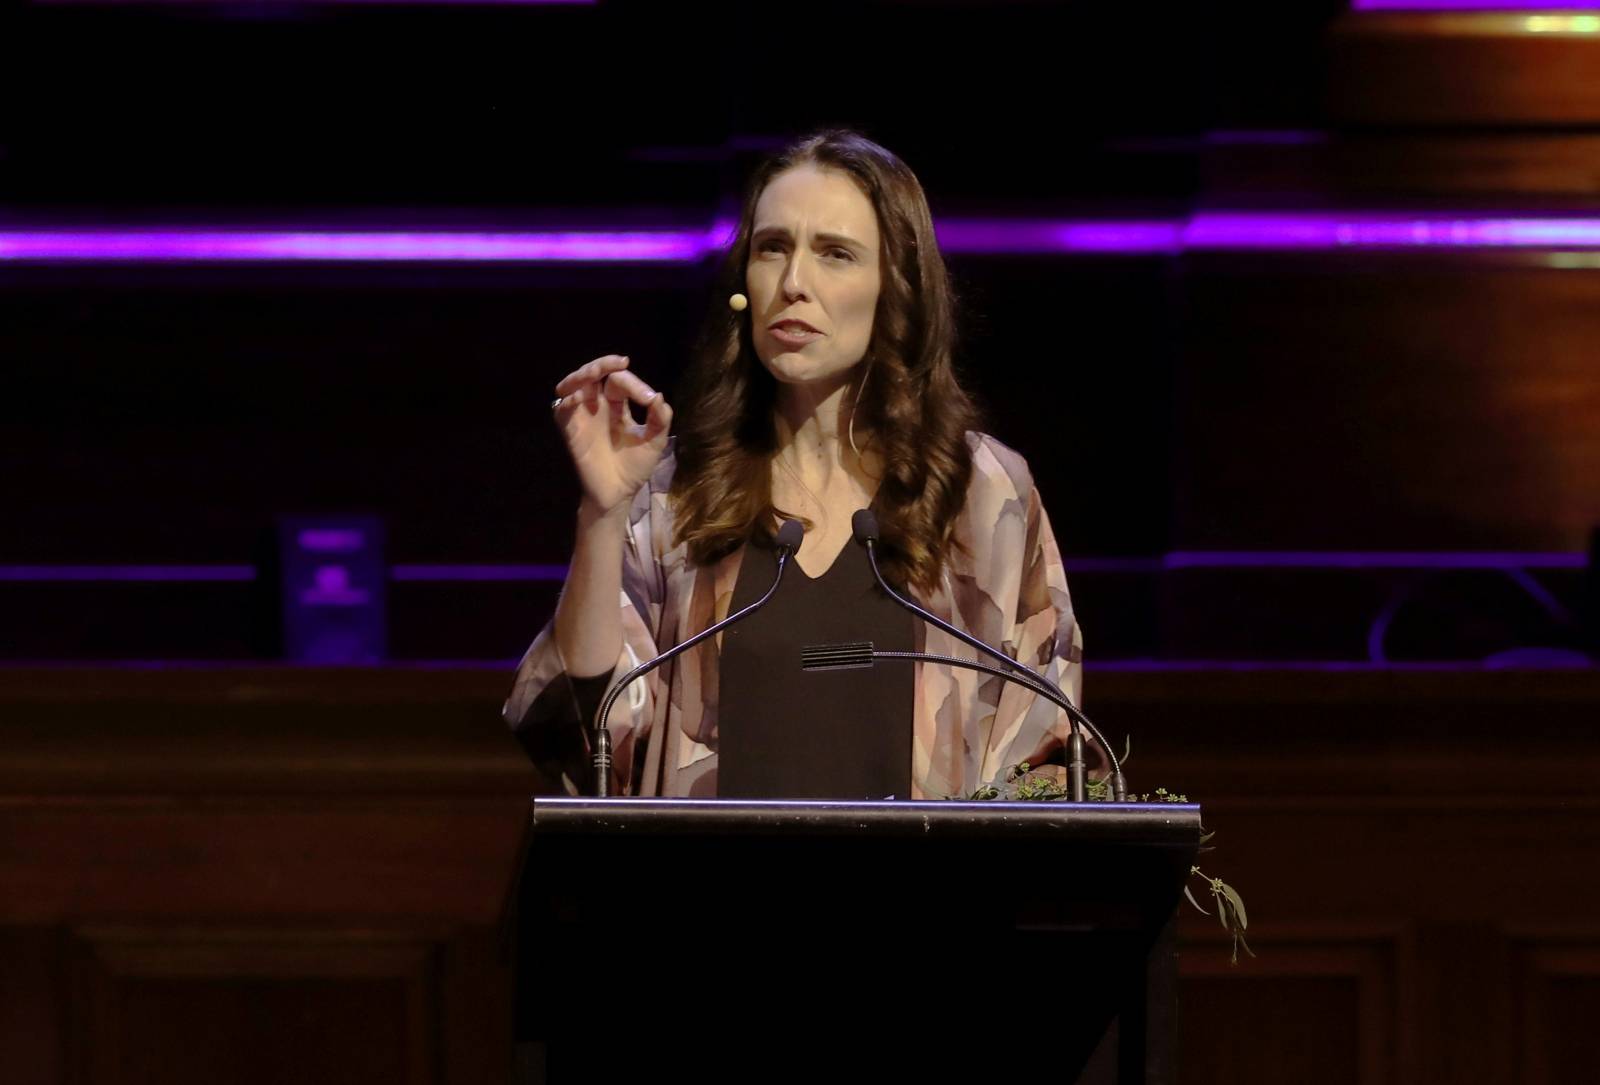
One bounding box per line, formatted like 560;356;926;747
552;355;673;516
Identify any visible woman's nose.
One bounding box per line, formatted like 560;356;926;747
782;252;811;300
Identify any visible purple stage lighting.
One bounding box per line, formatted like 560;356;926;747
1162;551;1587;570
1353;1;1600;12
0;565;256;582
933;219;1180;255
2;552;1584;582
1184;213;1600;250
37;0;596;5
0;230;711;264
389;564;570;581
4;213;1600;264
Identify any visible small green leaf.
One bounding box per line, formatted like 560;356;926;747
1183;884;1209;915
1220;883;1249;931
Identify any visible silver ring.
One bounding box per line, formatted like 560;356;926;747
551;396;564;412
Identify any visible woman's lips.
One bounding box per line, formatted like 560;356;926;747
769;323;822;347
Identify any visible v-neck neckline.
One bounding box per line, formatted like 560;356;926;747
792;539;853;581
788;491;884;581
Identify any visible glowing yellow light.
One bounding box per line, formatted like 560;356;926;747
1524;14;1600;34
1546;252;1600;269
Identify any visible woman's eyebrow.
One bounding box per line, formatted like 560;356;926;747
813;232;864;250
751;225;866;250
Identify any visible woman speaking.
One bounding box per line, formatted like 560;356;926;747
504;129;1086;800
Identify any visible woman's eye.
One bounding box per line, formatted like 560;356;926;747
757;239;785;253
826;248;854;261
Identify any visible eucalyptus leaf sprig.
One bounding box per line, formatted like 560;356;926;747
964;760;1254;965
1185;866;1254;965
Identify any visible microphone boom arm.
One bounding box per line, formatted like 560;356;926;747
590;522;803;796
852;520;1126;802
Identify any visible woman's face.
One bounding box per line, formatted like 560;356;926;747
746;164;882;395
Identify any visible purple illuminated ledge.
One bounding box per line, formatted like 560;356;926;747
6;212;1600;264
0;552;1585;583
1071;552;1588;572
0;565;255;582
1353;1;1600;10
38;0;594;5
935;219;1180;255
389;564;569;581
1184;214;1600;250
1162;550;1587;570
2;658;1584;673
0;230;708;264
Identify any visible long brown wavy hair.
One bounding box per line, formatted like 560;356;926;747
669;129;980;595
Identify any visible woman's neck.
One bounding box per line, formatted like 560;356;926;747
771;372;879;489
774;381;845;480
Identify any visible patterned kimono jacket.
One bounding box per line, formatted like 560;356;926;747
503;431;1086;799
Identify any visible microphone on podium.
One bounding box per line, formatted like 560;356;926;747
800;510;1126;802
590;519;803;796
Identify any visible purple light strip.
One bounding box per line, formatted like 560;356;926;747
1207;130;1330;146
1184;213;1600;250
1163;551;1587;569
1087;658;1594;671
307;0;595;4
389;563;569;581
3;658;1582;672
37;0;598;6
0;659;521;671
0;552;1584;582
0;230;710;264
1066;558;1167;573
7;212;1600;264
1352;1;1600;10
0;565;255;582
934;219;1180;255
0;564;569;582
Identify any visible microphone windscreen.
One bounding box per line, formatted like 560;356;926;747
851;508;880;544
775;518;805;553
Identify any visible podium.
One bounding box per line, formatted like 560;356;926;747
509;798;1201;1083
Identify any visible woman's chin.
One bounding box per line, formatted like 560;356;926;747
761;353;859;390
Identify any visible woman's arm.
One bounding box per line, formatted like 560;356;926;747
546;353;672;675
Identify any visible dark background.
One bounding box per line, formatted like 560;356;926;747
4;0;1470;666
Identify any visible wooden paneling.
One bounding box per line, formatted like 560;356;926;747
1330;13;1600;125
1177;260;1600;551
1512;934;1600;1085
0;927;65;1085
1180;928;1404;1085
69;928;435;1085
0;668;536;1084
1207;134;1600;202
2;666;1598;1083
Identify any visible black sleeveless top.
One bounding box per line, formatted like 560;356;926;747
716;535;915;799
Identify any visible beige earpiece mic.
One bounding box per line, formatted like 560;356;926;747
728;293;748;311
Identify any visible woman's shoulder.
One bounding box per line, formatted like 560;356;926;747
963;430;1037;503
